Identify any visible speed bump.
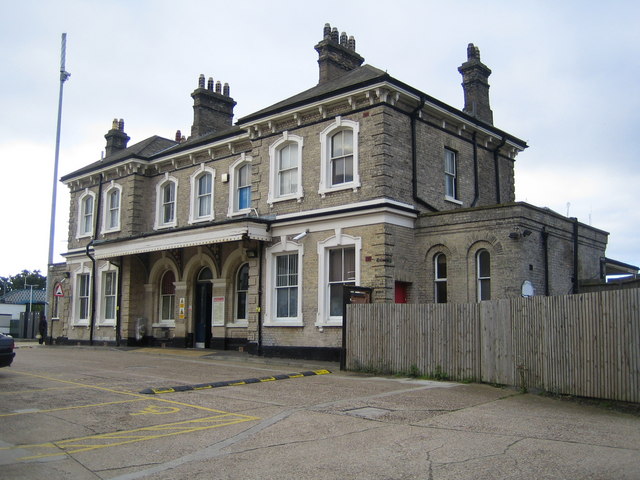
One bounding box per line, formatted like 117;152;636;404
140;369;331;395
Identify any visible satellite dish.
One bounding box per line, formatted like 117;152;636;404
521;280;534;297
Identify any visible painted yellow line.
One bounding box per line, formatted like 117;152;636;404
7;413;257;460
129;348;214;357
0;398;148;418
11;371;250;416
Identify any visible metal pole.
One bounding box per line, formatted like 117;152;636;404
46;33;71;321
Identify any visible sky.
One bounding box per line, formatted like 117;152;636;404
1;0;638;279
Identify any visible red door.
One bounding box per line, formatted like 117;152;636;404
395;282;408;303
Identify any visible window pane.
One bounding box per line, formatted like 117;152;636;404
342;130;353;155
479;279;491;301
237;264;249;290
436;282;447;304
331;132;343;157
329;284;343;316
237;292;247;320
343;156;353;182
199;174;211;195
435;254;447;279
161;271;175;295
478;251;490;277
238;185;251;209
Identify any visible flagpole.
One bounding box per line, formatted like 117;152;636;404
45;33;71;325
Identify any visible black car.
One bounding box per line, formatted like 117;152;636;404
0;333;15;367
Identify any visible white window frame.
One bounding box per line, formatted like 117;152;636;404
476;249;491;302
72;266;91;326
97;263;118;326
444;148;459;202
233;263;250;327
316;231;361;327
158;270;176;327
319;117;361;196
264;237;304;327
189;164;215;224
154;173;178;229
76;189;96;239
434;253;447;304
102;182;122;233
268;132;304;206
227;153;253;217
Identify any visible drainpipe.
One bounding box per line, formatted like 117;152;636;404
542;227;549;296
115;257;123;346
491;136;506;204
86;173;104;346
410;98;438;212
257;241;264;356
471;132;479;207
572;217;579;294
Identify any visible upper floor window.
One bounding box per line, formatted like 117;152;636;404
189;166;215;223
444;148;457;200
77;190;96;238
476;249;491;301
268;133;304;205
434;253;448;303
155;175;178;229
319;117;361;196
228;154;252;216
103;183;122;233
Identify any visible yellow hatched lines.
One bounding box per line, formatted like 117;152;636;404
3;412;259;461
0;397;148;418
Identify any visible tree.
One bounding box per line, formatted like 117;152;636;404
0;270;47;294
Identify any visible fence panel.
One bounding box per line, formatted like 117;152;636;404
347;289;640;403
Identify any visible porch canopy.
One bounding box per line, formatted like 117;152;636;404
93;221;271;260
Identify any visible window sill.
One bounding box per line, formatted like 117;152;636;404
228;209;252;218
152;321;175;328
314;319;343;328
263;319;304;327
268;193;304;206
444;196;463;206
226;321;248;328
154;223;177;231
318;182;360;197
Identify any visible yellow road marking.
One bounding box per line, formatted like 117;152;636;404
4;413;257;460
130;405;181;416
3;371;260;462
0;398;147;418
129;348;214;357
11;371;245;415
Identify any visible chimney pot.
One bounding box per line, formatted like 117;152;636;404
323;23;331;38
340;32;347;46
175;129;182;142
331;27;339;42
104;118;130;156
216;81;222;94
207;77;214;90
315;24;364;84
198;74;205;88
348;36;356;51
223;83;230;96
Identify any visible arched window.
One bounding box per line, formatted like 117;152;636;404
77;190;96;238
155;175;178;229
190;166;215;223
103;185;121;232
235;263;249;322
228;154;253;216
319;117;360;195
160;271;176;321
434;253;448;303
268;133;304;205
476;250;491;301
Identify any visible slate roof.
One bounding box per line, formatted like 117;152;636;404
0;289;47;305
61;135;178;182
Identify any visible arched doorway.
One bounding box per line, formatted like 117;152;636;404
194;267;213;348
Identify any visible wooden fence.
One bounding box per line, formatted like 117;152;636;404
346;288;640;403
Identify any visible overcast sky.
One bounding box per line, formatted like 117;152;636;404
1;0;638;279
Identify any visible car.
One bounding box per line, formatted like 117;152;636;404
0;333;15;367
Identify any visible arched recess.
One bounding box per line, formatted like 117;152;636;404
147;255;180;327
466;240;496;302
183;250;219;348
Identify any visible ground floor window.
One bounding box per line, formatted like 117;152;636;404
103;271;117;322
160;271;175;321
328;246;356;317
435;253;448;303
236;263;249;322
276;253;298;319
477;249;491;301
77;273;90;321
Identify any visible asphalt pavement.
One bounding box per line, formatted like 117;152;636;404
1;342;638;479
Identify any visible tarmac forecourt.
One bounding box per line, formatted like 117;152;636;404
140;369;333;395
0;371;261;462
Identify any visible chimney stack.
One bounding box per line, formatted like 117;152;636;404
104;118;130;156
458;44;493;125
191;75;236;138
314;23;364;84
